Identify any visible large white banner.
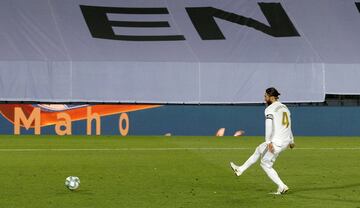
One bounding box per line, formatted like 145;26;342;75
0;0;359;103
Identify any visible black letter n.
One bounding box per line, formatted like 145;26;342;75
186;3;300;40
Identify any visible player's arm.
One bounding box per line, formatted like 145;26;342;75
289;131;295;149
265;114;275;153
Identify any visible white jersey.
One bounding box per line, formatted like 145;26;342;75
265;101;293;146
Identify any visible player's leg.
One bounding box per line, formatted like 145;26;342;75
230;142;267;176
260;146;288;193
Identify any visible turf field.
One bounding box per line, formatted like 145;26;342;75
0;135;359;208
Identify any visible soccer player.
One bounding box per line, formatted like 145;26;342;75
230;87;295;194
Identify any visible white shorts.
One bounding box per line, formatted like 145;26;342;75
257;142;289;168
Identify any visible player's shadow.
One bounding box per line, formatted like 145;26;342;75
289;183;360;204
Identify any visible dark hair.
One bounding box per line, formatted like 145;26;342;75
266;87;280;98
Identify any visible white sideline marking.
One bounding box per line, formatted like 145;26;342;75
0;147;359;152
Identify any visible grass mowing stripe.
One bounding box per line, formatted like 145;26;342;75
0;147;359;151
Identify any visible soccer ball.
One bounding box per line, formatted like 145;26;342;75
65;176;80;190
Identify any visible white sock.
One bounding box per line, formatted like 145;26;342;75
239;151;261;173
260;164;286;188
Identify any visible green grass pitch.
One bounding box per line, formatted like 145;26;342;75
0;135;359;208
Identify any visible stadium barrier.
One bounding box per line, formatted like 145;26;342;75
1;104;359;136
